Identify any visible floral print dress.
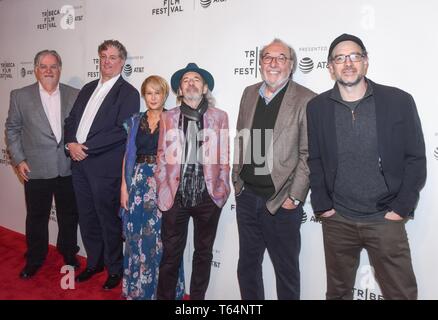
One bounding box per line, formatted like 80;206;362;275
122;112;185;300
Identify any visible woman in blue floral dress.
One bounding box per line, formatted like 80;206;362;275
120;75;185;300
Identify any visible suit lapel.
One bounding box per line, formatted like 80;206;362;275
242;84;260;130
60;85;67;122
91;76;124;129
76;80;98;124
273;81;295;143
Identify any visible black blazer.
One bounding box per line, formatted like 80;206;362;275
64;76;140;177
307;79;426;217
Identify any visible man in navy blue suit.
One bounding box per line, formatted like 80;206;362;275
64;40;140;290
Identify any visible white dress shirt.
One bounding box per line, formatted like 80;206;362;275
39;83;61;143
76;74;120;144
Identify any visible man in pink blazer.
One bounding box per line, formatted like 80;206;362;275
155;63;230;300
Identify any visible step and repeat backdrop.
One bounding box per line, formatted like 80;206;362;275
1;0;437;299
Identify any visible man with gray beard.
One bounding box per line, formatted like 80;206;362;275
156;63;230;300
232;39;316;300
307;33;426;299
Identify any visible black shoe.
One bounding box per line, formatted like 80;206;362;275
102;274;121;290
75;267;104;282
64;255;80;269
19;265;41;279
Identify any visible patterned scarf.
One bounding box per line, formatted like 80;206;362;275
177;97;208;207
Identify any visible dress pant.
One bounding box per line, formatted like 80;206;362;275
321;212;417;300
71;162;123;275
24;176;79;267
157;191;221;300
236;187;303;300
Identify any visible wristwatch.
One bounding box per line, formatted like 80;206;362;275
291;197;300;206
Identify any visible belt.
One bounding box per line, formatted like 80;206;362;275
136;154;157;164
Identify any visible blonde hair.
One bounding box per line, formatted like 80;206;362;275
141;75;170;101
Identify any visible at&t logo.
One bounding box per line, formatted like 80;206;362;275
200;0;212;8
123;56;145;78
200;0;227;9
20;62;34;78
299;57;314;74
124;64;133;77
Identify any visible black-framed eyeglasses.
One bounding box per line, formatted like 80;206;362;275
331;53;366;64
261;54;291;65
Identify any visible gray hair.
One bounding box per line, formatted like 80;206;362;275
259;38;297;75
176;90;216;108
204;90;216;108
34;50;62;68
98;39;127;61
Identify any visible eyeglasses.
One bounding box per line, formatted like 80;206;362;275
331;53;366;64
99;55;121;62
261;54;291;65
37;64;60;71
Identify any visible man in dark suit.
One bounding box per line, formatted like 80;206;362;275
5;50;80;279
64;40;140;290
307;34;426;299
232;39;316;300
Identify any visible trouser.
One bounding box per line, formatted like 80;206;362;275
236;187;303;300
157;191;221;300
321;212;417;300
24;176;79;266
72;164;123;275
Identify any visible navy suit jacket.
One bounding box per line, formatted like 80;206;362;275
64;75;140;178
307;79;426;217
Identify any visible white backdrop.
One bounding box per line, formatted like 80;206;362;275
1;0;437;300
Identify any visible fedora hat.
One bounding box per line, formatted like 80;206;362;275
170;62;214;93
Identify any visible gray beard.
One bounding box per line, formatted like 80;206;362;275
337;75;363;87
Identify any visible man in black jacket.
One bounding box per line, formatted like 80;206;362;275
64;40;140;290
307;34;426;300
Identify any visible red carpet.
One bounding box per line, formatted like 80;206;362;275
0;226;123;300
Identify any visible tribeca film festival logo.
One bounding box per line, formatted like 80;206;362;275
1;149;12;166
36;5;84;31
353;265;384;300
298;46;328;75
152;0;184;16
234;47;260;78
1;61;16;80
88;57;100;79
199;0;227;9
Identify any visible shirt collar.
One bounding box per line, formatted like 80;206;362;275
38;82;60;96
259;79;289;104
99;73;121;88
